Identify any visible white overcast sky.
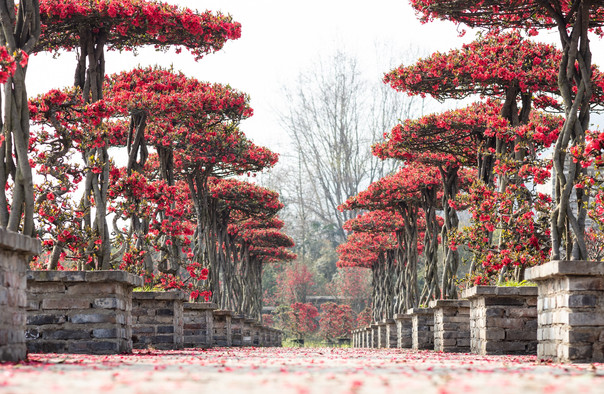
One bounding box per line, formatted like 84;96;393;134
26;0;604;155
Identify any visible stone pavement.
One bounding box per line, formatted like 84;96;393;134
2;348;604;393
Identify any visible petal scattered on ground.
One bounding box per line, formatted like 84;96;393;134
2;348;604;394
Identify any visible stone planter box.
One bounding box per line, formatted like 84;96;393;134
26;270;142;354
212;310;232;347
275;329;283;347
394;313;412;348
0;230;40;362
462;286;538;355
365;326;372;348
377;321;388;348
526;261;604;363
382;319;397;348
131;291;186;350
370;323;379;348
231;315;245;347
429;299;470;353
408;308;434;350
183;302;216;348
242;318;255;346
264;327;274;347
251;322;262;346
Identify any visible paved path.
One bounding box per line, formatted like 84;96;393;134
2;348;604;393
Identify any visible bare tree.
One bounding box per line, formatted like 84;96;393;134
279;48;422;246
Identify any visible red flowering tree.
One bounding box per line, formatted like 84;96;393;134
337;211;399;321
319;302;355;342
208;178;289;316
340;165;443;310
32;0;241;269
373;100;560;290
326;267;371;312
276;261;315;305
289;302;319;340
409;0;604;261
355;307;372;329
0;1;38;236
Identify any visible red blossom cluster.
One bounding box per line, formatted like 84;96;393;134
36;0;241;59
318;302;355;342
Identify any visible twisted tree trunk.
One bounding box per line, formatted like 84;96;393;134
0;0;40;236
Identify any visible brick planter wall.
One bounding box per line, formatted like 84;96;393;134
251;322;262;346
364;326;372;348
394;313;412;348
243;318;255;346
377;321;388;348
462;286;538;355
231;315;245;347
26;271;142;354
183;302;216;348
384;320;396;348
526;261;604;363
409;308;434;350
0;230;40;362
370;323;379;348
131;291;186;350
429;299;470;353
275;329;283;347
213;310;232;347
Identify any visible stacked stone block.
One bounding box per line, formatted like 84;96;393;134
183;302;216;348
0;230;40;362
363;326;372;348
243;318;255;346
131;291;186;350
231;315;245;347
252;322;262;346
394;313;412;348
26;271;142;354
213;310;232;347
429;299;471;353
526;261;604;362
462;286;537;355
409;308;434;350
370;323;379;348
377;321;388;348
383;319;397;348
274;329;283;347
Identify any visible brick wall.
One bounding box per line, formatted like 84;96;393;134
430;300;471;353
213;310;232;347
131;291;186;350
409;308;434;350
463;286;537;355
26;271;142;354
394;314;412;348
526;261;604;362
0;230;40;362
183;302;216;348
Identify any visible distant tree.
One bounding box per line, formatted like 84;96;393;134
319;302;355;342
276;261;315;304
356;307;372;329
277;49;422;283
289;302;319;340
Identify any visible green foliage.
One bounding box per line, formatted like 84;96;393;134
498;280;537;287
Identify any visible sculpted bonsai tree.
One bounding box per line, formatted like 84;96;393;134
340;164;443;311
410;0;604;260
33;0;241;268
338;210;400;321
